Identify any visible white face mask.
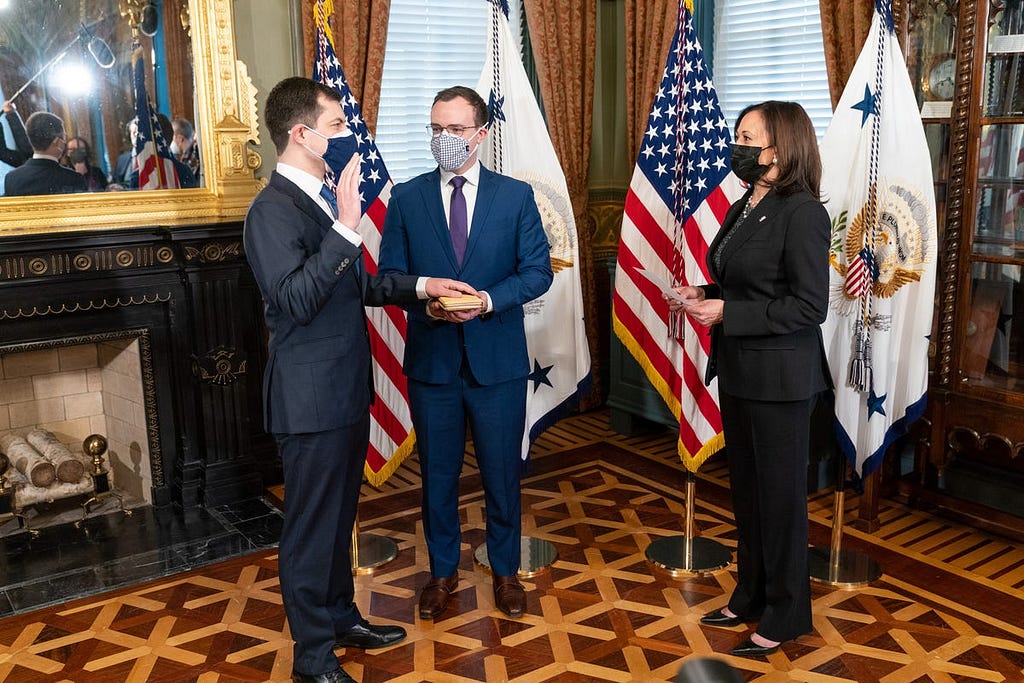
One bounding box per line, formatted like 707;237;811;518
430;127;484;172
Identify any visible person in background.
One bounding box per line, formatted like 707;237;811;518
378;85;553;622
126;113;198;189
667;100;831;658
63;136;109;191
111;118;138;187
244;76;476;683
171;117;201;181
3;112;87;196
0;100;32;168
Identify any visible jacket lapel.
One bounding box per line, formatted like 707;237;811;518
270;172;333;233
418;169;461;271
463;165;497;267
713;189;783;278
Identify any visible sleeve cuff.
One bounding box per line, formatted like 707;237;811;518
416;277;430;299
332;220;363;246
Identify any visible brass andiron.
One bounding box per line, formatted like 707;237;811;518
77;434;132;527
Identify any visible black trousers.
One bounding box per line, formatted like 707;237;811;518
276;420;368;675
720;390;817;642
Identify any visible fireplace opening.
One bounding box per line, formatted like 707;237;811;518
0;331;159;535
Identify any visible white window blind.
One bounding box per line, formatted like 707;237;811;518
376;0;523;183
712;0;832;139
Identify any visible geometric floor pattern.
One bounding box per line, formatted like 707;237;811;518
0;412;1023;681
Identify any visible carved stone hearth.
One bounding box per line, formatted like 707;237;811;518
0;224;277;508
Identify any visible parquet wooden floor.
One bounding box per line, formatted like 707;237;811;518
1;410;1023;681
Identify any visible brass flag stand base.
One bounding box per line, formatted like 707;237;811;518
475;536;558;578
351;518;398;575
646;471;731;576
809;459;881;588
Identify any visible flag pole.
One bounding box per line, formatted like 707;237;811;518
808;454;880;587
351;510;398;575
646;470;730;575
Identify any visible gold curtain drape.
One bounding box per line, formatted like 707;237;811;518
625;0;678;162
301;0;391;134
522;0;601;408
819;0;875;108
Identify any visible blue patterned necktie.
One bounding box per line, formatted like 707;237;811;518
449;176;468;267
319;180;338;219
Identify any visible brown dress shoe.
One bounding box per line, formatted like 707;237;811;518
418;573;459;620
493;575;526;617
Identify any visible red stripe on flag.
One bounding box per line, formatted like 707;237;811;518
612;289;682;397
624;191;676;274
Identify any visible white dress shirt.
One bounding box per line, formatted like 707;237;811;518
276;162;362;247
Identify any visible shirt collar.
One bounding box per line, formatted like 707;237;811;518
33;153;61;163
277;162;326;203
440;160;481;187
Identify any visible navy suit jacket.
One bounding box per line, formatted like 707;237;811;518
243;171;420;435
378;165;552;386
3;158;87;196
703;188;832;401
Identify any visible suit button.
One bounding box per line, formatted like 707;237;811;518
341;259;349;267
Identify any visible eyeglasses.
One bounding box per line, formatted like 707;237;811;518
426;124;475;137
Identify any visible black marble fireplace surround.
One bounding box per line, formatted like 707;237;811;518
1;223;284;612
1;223;279;506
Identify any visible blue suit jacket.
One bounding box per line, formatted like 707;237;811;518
243;171;420;434
378;165;552;386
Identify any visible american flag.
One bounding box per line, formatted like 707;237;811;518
313;0;412;486
132;45;179;190
612;0;743;472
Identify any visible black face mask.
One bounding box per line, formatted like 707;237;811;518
730;143;771;184
67;149;89;165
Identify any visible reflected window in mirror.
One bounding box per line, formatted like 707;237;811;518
0;0;199;197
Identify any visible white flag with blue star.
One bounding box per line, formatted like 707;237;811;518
475;0;591;458
819;0;937;477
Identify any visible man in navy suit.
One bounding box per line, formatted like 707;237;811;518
378;86;552;621
244;77;475;683
3;112;86;196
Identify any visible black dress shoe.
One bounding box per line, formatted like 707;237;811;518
730;637;780;657
334;620;407;649
291;666;356;682
699;607;745;627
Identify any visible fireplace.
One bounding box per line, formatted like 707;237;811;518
1;333;159;513
0;224;279;511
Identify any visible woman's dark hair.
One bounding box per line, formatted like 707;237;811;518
735;101;821;198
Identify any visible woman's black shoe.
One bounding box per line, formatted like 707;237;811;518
699;607;744;627
730;637;780;657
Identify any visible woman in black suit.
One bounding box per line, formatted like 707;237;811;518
668;101;831;657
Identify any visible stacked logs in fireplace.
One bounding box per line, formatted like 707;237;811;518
0;431;126;534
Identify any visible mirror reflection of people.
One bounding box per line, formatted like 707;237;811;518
63;136;109;191
111;118;138;187
3;112;87;196
171;117;201;180
667;101;830;658
126;114;198;189
0;100;32;168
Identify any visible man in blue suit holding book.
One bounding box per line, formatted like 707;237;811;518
378;86;552;622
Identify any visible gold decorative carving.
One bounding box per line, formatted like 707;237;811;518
183;241;242;263
192;346;248;386
2;246;167;281
0;292;173;321
589;188;628;260
0;0;261;236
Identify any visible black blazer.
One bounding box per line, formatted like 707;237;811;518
243;171;420;435
0;110;31;168
703;187;832;401
3;158;87;196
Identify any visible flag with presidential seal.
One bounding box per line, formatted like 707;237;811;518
819;0;937;478
474;0;592;458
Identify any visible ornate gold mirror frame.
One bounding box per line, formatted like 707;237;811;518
0;0;261;237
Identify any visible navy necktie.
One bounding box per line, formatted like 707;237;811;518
449;176;468;266
319;181;338;219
